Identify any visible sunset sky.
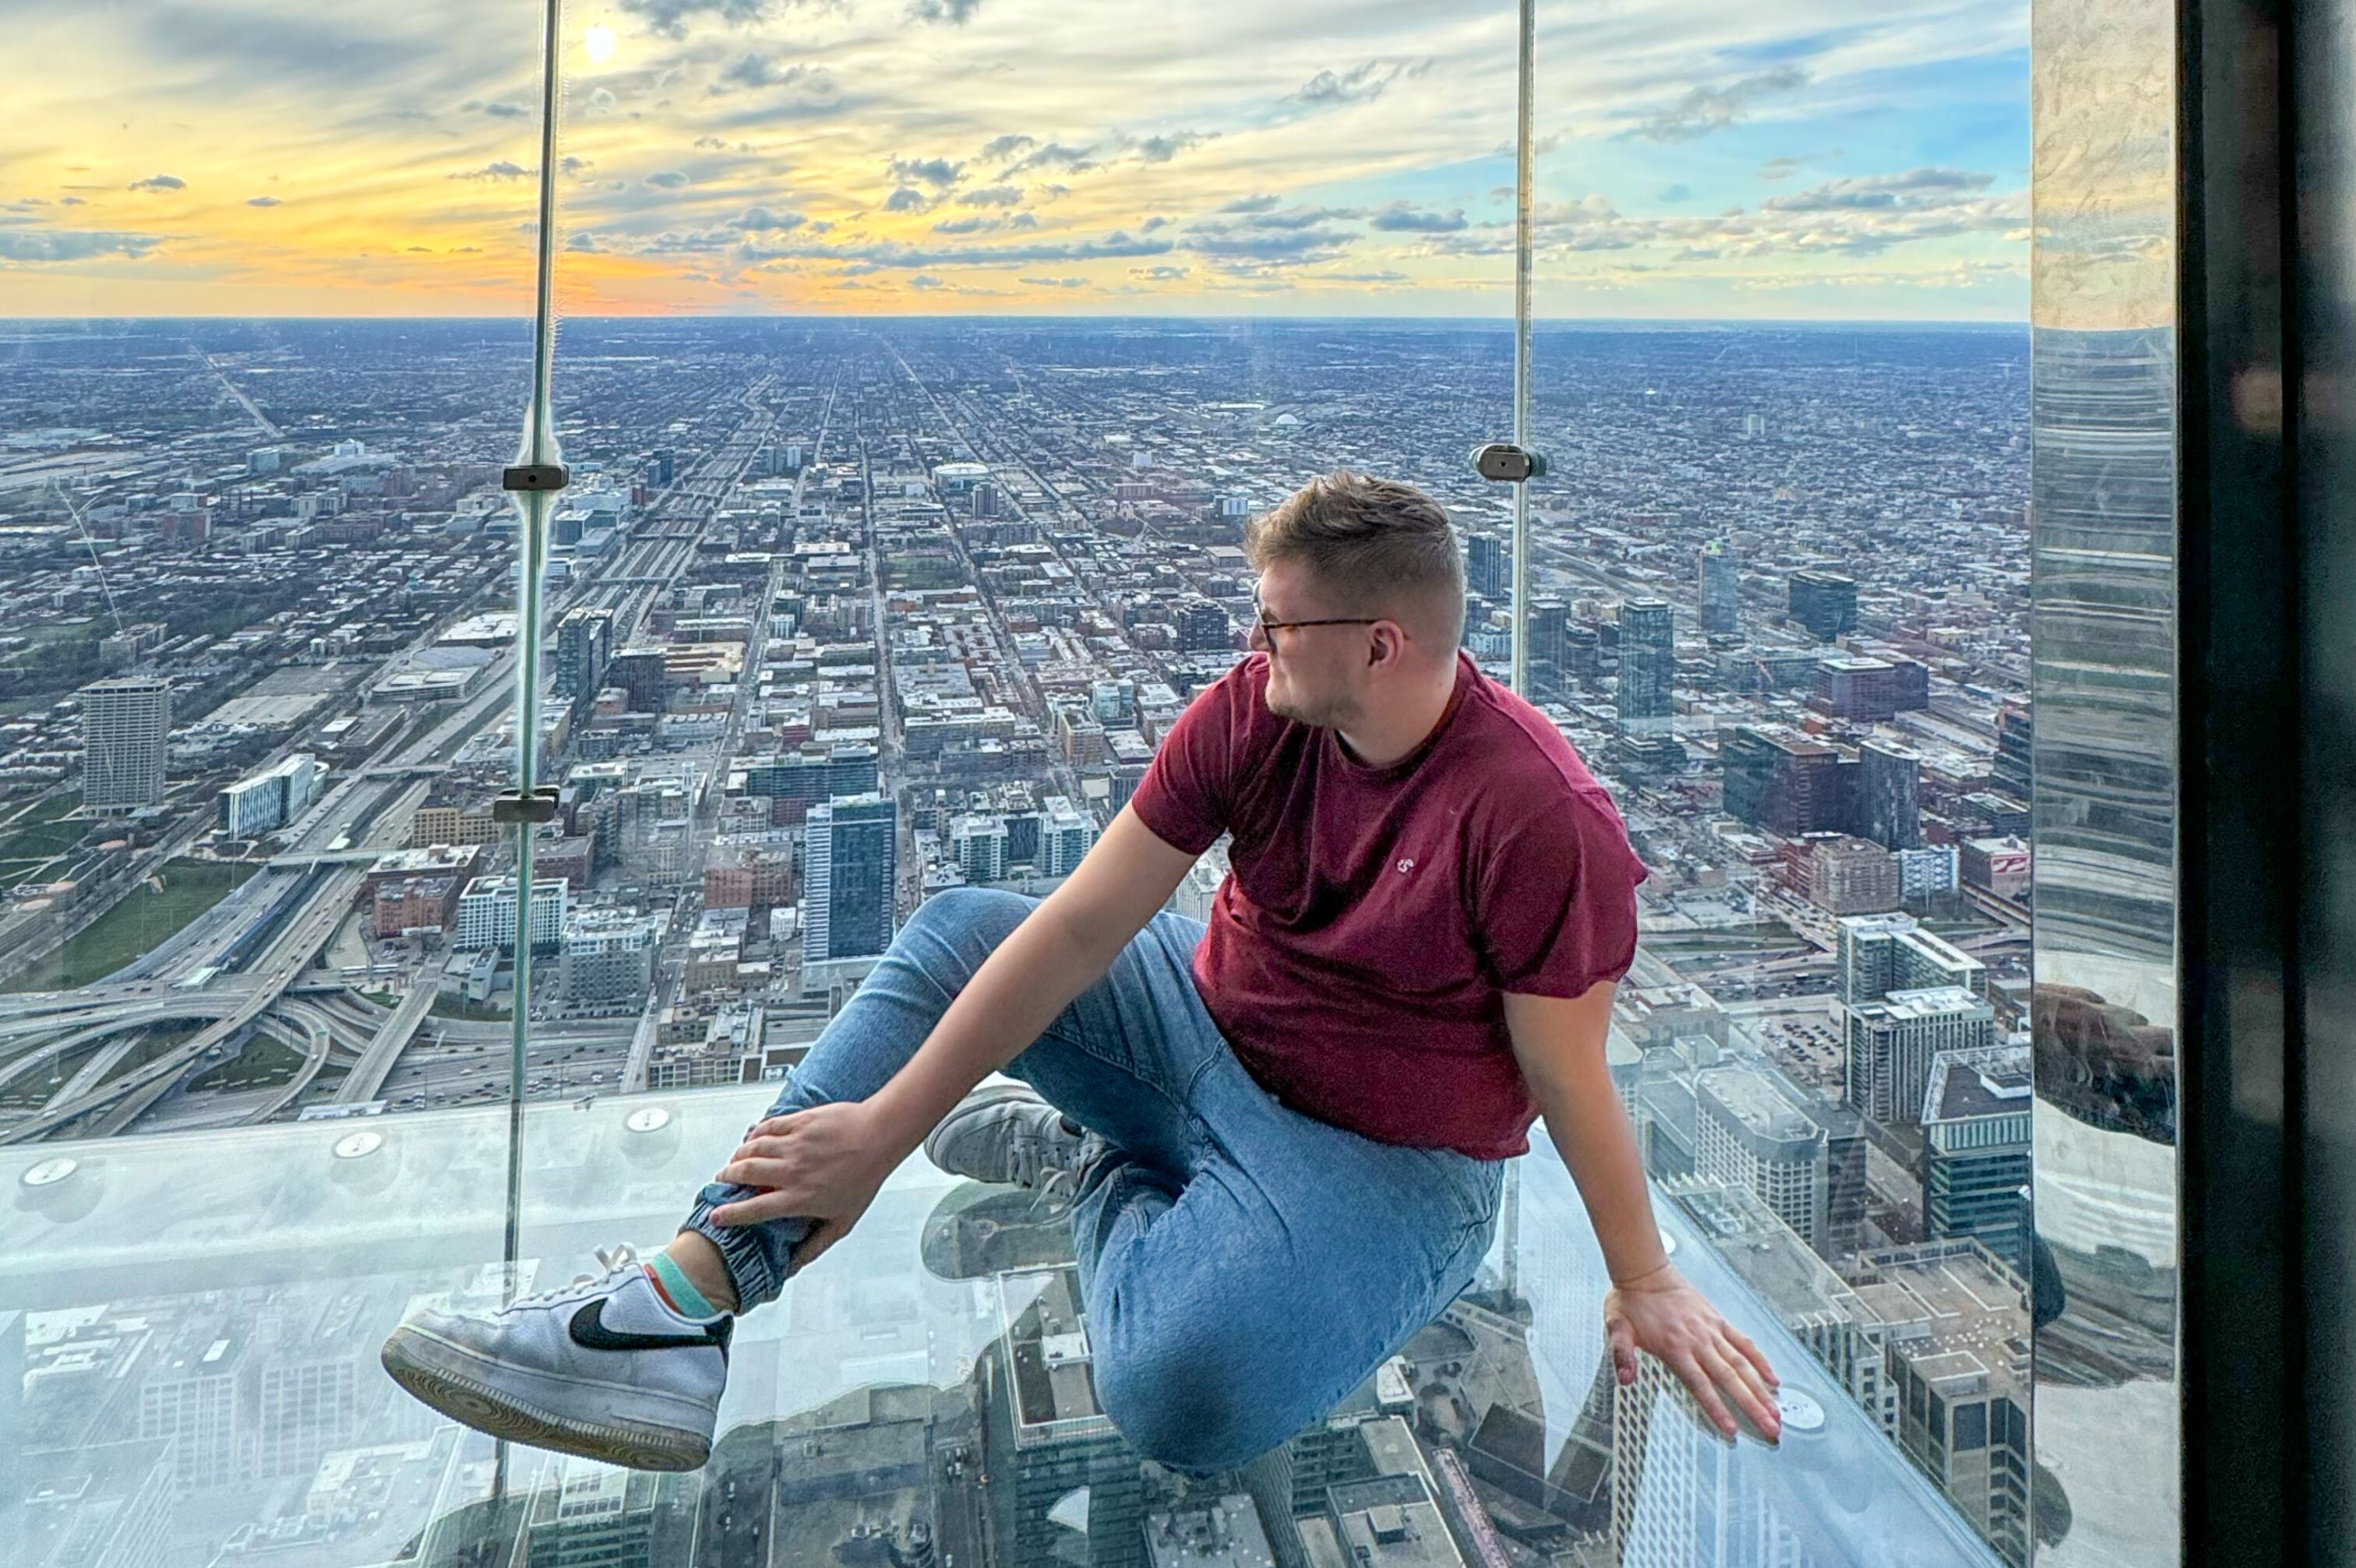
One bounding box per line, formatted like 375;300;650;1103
0;0;2029;319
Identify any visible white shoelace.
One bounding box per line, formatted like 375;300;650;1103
503;1242;640;1312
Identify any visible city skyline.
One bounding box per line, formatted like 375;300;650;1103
0;0;2028;319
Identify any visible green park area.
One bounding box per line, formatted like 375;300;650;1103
2;858;256;994
0;794;87;891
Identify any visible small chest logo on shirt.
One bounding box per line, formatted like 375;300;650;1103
1396;857;1416;876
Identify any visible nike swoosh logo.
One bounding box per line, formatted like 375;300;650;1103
569;1298;732;1358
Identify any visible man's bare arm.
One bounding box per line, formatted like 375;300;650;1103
864;802;1203;1152
1505;984;1783;1441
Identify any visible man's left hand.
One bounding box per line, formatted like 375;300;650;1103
1604;1261;1783;1443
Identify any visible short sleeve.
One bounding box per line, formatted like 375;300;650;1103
1476;788;1650;998
1127;670;1242;855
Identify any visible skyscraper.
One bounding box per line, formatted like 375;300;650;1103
1787;569;1858;643
804;791;897;964
1468;532;1508;601
80;675;171;811
1615;599;1674;734
1698;540;1740;635
1525;597;1568;699
1857;742;1925;849
1923;1044;2034;1273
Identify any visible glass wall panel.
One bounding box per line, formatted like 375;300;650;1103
0;1;551;1558
1521;2;2035;1563
2026;0;2181;1559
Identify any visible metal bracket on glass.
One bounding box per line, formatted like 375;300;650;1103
491;787;560;825
501;463;570;492
1472;442;1547;484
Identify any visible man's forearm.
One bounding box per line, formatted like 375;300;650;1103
1537;1077;1672;1286
864;900;1119;1151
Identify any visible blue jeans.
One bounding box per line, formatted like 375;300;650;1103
679;884;1504;1474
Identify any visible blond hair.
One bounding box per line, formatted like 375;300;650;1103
1241;470;1466;650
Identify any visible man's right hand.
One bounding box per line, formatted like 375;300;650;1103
710;1099;905;1268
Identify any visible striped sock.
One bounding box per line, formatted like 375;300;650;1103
644;1252;721;1321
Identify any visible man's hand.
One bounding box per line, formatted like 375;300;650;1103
1604;1260;1783;1443
710;1101;903;1269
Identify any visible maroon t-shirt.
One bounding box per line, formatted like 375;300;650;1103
1128;648;1650;1158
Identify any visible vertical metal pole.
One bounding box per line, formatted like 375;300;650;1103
1501;0;1536;1299
496;0;566;1499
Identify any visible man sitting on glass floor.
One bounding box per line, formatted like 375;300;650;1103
382;470;1782;1474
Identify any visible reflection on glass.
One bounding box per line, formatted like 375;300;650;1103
2026;0;2181;1556
1;1089;2002;1566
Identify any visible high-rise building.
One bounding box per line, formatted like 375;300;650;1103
453;876;568;954
981;1266;1144;1568
1176;600;1234;654
1615;599;1674;734
1923;1044;2035;1273
80;675;171;810
1468;532;1508;601
1788;569;1858;642
1808;835;1902;915
1992;699;2033;801
1844;985;1998;1129
1719;723;1845;836
138;1331;244;1492
1857;742;1925;849
558;911;661;1006
1561;622;1601;686
1698;540;1740;634
1039;795;1098;876
1695;1064;1829;1251
1525;597;1568;699
604;645;668;714
804;792;896;964
951;813;1011;883
743;742;880;826
554;607;614;703
1837;911;1986;1006
524;1461;662;1568
216;753;324;838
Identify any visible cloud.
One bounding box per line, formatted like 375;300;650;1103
0;229;164;263
452;160;532;181
1141;215;1168;232
1134;131;1212;164
1325;270;1409;283
1291;60;1420;107
712;53;833;96
931;214;1000;234
732;206;806;231
957;185;1024;207
694;136;727;149
1624;65;1808;143
245;196;282;208
751;228;1172;271
464;99;531;119
566;232;602;252
646;170;693;188
1002;141;1098;177
978;134;1035;160
561;155;594;178
1184;215;1358;265
1130;264;1190;280
1366;201;1465;233
128;174;185;192
1758;157;1802;181
884;185;931;212
1761;166;1992;212
908;273;947;287
620;0;778;40
908;0;982;21
890;156;965;188
1021;275;1087;287
1219;194;1282;214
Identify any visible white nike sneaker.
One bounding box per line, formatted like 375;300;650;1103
380;1245;729;1471
922;1083;1110;1209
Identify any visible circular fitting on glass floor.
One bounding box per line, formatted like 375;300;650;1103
1774;1387;1826;1435
626;1106;672;1135
333;1130;385;1161
21;1156;77;1189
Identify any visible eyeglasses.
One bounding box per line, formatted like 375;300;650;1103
1252;585;1384;643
